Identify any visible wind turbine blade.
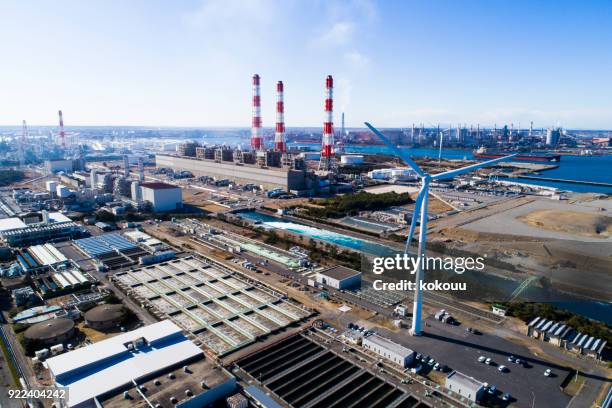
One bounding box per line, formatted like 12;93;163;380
364;122;425;177
404;185;427;254
431;154;517;181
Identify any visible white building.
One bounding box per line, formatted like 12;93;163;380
131;181;142;202
140;182;183;212
316;266;361;290
367;167;419;182
45;159;74;174
340;155;364;165
362;334;415;368
45;320;233;408
0;211;85;247
445;371;485;402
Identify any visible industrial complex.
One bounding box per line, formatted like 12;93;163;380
0;68;609;408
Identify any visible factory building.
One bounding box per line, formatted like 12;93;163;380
316;266;361;290
546;128;561;146
84;304;125;330
362;334;415;368
445;371;485;403
45;320;237;408
139;182;183;212
0;211;87;247
44;159;74;174
24;317;75;346
156;154;317;192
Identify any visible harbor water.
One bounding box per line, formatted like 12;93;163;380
289;143;612;194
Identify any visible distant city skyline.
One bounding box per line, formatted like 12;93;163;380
1;0;611;129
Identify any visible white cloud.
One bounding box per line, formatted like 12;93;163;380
184;0;275;29
314;21;355;47
344;51;370;68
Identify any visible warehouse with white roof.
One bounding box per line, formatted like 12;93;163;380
46;320;236;407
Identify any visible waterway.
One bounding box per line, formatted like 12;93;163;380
289;143;612;194
239;210;612;324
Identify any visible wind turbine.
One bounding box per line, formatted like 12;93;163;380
365;122;516;336
435;126;451;164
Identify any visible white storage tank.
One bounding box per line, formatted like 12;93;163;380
340;155;364;165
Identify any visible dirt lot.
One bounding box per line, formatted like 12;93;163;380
518;209;611;238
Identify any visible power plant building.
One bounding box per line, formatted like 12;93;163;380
139;182;183;212
156;154;316;191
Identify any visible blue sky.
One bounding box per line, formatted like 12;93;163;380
1;0;611;128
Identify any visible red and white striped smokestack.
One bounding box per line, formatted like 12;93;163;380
274;81;286;153
251;74;263;151
321;75;334;167
58;110;66;148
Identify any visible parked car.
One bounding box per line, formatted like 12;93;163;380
487;385;497;395
502;393;511;401
478;356;486;363
485;357;492;365
507;355;515;362
544;369;552;377
498;365;508;373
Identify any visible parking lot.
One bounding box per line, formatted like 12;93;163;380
375;315;573;408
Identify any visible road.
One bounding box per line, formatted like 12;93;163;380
90;270;157;325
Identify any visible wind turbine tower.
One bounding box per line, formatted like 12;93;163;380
365;122;516;336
